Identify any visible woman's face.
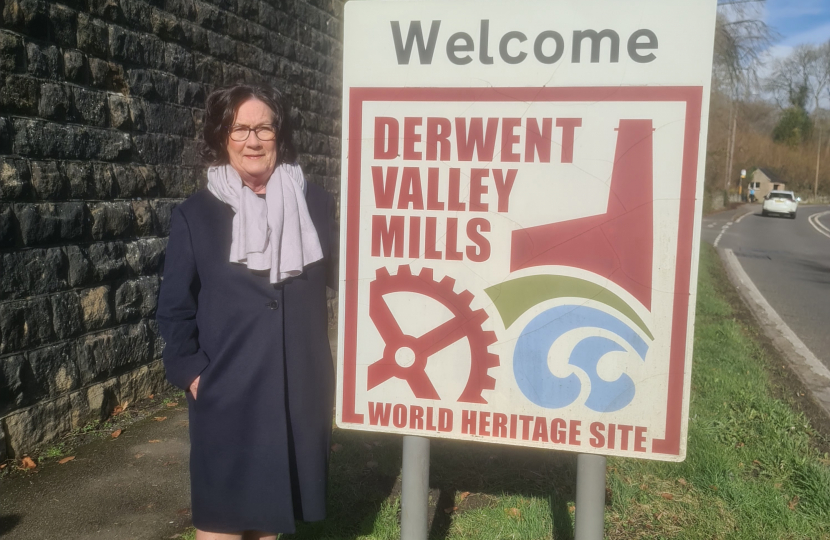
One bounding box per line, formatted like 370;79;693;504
226;98;278;188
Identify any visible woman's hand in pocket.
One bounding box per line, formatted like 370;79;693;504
189;375;200;400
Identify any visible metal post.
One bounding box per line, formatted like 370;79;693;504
574;453;607;540
401;435;430;540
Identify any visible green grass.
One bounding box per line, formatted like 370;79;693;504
187;244;830;539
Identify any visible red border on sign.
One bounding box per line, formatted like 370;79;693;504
341;87;703;456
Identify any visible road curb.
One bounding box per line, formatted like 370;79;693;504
718;248;830;420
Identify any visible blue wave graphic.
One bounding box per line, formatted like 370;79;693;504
513;305;649;412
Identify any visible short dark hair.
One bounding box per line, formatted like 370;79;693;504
201;84;297;166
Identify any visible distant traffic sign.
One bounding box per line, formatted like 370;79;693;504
337;0;716;461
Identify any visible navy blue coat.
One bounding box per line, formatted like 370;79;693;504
157;184;337;534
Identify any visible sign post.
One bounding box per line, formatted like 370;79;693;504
338;0;717;535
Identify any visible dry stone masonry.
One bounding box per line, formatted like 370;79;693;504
0;0;343;459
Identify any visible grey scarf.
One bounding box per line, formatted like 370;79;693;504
206;163;323;284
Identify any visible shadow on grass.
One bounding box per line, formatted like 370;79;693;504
287;429;577;540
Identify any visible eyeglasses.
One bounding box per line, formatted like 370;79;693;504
228;125;277;142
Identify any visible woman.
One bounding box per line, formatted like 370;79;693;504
157;84;337;540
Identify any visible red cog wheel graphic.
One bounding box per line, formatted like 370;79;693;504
367;265;499;404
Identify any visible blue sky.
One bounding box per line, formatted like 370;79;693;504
765;0;830;53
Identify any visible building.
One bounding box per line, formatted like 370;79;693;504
749;168;787;199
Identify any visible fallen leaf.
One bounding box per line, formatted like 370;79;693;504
660;493;674;500
112;406;123;415
331;443;343;452
753;460;762;466
176;508;190;515
164;461;180;466
149;439;161;443
166;402;178;408
444;506;457;514
788;495;799;510
735;442;744;448
774;483;782;489
458;491;470;502
678;478;687;486
58;456;75;464
148;394;154;399
20;456;36;470
507;508;521;518
366;460;378;468
0;463;7;470
738;462;744;468
654;512;663;521
111;429;122;438
154;416;167;422
134;453;145;459
710;485;718;491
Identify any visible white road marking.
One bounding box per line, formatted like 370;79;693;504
735;211;753;223
707;223;715;228
808;211;830;239
713;222;731;247
721;249;830;417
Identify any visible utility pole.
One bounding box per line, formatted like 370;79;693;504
816;125;822;199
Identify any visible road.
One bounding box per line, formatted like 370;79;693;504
702;204;830;370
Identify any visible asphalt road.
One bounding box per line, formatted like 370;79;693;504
702;204;830;370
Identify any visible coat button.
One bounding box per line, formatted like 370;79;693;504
267;300;280;310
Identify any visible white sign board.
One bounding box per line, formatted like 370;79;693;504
336;0;716;461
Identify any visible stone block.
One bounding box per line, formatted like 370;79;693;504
108;93;131;129
87;241;127;281
126;69;178;102
30;160;66;199
112;163;158;197
0;157;31;199
156;165;198;196
38;82;72;121
133;134;183;165
150;200;177;235
15;202;84;246
126;237;166;275
79;285;112;331
0;248;68;299
76;13;109;57
2;0;49;39
3;394;73;457
0;30;24;72
0;354;33;416
77;321;150;385
147;319;163;359
64;244;91;287
109;26;164;67
63;50;86;83
71;87;108;127
0;204;15;247
131;200;154;236
88;57;127;92
26;42;61;79
141;102;195;137
162;42;193;77
0;116;10;154
193;53;222;84
0;74;39;115
63;161;93;199
28;342;80;397
89;202;133;240
48;3;77;48
0;297;53;354
115;276;159;322
90;163;116;199
50;290;83;340
88;0;125;23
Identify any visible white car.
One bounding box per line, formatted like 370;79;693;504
762;190;799;219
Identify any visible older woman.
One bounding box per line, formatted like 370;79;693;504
157;84;337;540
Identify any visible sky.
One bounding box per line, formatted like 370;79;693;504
764;0;830;57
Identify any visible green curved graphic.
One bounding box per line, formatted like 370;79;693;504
484;275;653;340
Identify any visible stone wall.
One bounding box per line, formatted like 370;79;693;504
0;0;343;459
